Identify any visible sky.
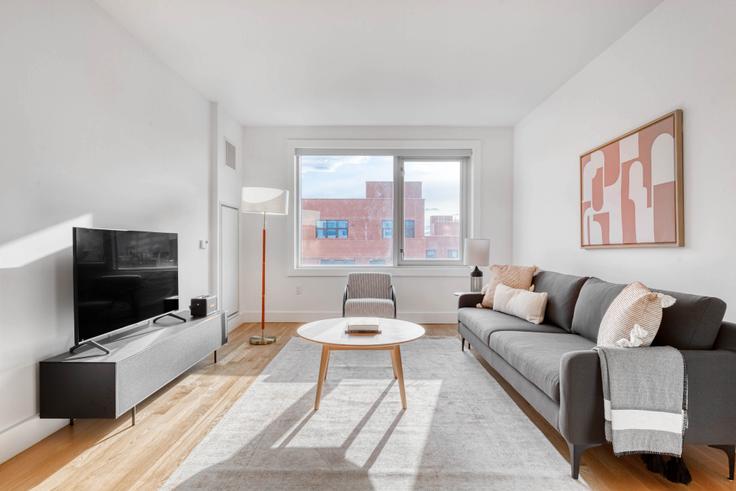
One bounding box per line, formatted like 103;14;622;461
300;155;461;227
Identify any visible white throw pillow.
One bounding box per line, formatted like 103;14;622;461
492;283;548;324
597;282;677;348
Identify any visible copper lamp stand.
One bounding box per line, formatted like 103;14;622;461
250;212;276;345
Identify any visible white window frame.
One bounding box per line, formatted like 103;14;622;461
288;139;482;277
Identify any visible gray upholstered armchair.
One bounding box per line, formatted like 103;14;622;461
342;272;397;318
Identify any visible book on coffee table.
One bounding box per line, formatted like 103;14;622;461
345;317;381;334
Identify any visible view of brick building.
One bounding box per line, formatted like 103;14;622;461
301;181;460;265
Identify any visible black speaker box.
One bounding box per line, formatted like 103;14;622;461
190;295;217;318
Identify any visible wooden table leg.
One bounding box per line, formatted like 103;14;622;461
315;345;330;410
392;345;407;409
323;348;330;382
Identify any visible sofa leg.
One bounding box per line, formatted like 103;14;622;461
568;443;595;479
710;445;735;480
461;337;465;352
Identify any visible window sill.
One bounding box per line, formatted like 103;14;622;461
288;265;471;278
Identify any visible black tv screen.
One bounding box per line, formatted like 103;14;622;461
73;227;179;342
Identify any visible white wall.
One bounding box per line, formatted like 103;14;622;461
0;0;211;463
513;0;736;318
240;126;513;324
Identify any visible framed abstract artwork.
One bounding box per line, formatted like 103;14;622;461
580;110;684;248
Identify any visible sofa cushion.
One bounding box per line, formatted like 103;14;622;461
458;308;565;345
652;289;727;349
344;298;394;318
533;271;588;332
571;278;625;342
490;331;596;402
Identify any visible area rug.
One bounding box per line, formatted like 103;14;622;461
163;337;588;490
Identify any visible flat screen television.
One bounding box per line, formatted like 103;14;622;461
73;227;179;343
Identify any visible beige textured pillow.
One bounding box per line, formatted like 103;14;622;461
493;283;548;324
597;282;677;348
480;264;537;308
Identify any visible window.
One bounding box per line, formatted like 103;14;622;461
382;219;415;239
316;220;348;239
404;219;416;239
402;160;463;262
297;153;467;267
381;219;393;239
319;258;356;265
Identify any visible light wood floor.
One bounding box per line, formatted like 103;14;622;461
1;322;733;490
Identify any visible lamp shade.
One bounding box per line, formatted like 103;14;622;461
463;238;490;266
240;187;289;215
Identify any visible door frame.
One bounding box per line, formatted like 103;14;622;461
219;202;240;320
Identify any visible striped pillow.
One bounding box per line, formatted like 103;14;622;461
597;282;676;348
480;264;537;308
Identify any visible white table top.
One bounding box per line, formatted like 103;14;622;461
297;318;425;347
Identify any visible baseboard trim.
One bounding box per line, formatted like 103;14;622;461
235;311;458;325
0;416;67;464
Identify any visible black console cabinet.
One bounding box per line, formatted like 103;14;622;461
40;311;227;423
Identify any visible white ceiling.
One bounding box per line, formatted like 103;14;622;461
95;0;661;126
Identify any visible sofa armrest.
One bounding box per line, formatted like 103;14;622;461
715;321;736;352
559;350;605;445
458;293;484;309
558;348;736;446
681;349;736;444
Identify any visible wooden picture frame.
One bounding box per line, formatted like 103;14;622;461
579;110;684;249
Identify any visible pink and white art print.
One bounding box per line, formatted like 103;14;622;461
580;110;683;248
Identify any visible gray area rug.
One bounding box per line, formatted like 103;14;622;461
164;337;588;490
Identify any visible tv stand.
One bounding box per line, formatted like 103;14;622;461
69;339;111;355
40;311;226;424
153;311;187;324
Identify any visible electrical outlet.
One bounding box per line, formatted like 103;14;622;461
295;286;303;295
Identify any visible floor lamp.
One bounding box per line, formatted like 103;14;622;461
240;187;289;345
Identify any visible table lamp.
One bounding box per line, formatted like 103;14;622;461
464;238;490;292
240;187;289;345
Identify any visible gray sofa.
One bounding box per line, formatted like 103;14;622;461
457;271;736;480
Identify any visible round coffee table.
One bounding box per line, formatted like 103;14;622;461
297;318;425;410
